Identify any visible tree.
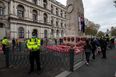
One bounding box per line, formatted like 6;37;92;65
96;31;105;37
111;27;116;36
85;27;98;36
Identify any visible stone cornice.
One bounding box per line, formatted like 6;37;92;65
9;17;52;27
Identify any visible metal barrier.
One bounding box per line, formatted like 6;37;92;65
1;42;85;72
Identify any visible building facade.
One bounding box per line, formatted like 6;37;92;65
0;0;67;39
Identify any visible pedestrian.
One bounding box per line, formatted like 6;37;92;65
12;38;16;53
95;38;101;55
59;38;62;45
90;38;97;59
1;37;10;68
110;37;115;48
41;38;43;46
54;38;57;45
100;37;107;59
84;38;92;65
26;32;41;74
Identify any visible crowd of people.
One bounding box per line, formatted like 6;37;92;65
84;36;115;65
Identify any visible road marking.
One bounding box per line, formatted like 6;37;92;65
55;61;85;77
55;71;71;77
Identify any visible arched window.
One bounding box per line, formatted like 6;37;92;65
18;27;24;38
32;29;38;37
33;0;37;4
57;30;59;36
56;19;58;27
44;13;48;23
61;21;63;28
61;10;63;17
33;10;38;21
44;30;48;38
51;17;53;25
43;0;47;8
51;29;54;35
65;12;66;18
0;2;5;16
17;5;25;18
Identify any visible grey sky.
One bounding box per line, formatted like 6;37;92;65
56;0;116;32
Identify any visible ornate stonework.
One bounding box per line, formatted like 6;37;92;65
66;0;84;36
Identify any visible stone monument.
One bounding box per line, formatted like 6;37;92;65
66;0;84;36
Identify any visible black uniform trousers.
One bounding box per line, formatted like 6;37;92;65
2;46;10;68
29;50;41;72
101;48;106;58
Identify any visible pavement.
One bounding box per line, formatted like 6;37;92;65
67;48;116;77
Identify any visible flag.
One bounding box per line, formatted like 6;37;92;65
78;16;85;33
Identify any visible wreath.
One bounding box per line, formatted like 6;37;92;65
71;37;74;42
64;37;66;41
67;37;70;41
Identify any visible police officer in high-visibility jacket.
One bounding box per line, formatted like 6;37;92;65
27;32;41;74
2;37;10;68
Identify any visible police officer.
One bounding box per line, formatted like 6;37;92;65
27;32;41;74
2;37;10;68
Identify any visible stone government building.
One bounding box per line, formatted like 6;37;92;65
0;0;68;39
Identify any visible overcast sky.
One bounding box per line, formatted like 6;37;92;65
56;0;116;32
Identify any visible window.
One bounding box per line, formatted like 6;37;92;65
51;17;54;25
32;29;38;37
0;2;5;16
56;20;58;27
64;24;66;28
44;13;48;23
17;5;25;18
61;10;63;17
56;8;58;16
33;10;38;22
61;22;63;28
51;29;54;35
43;0;47;8
61;30;64;37
44;30;48;38
18;27;24;38
51;5;53;13
65;12;66;18
0;23;3;28
33;0;37;5
56;30;59;36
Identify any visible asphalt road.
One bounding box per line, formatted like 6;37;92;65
67;48;116;77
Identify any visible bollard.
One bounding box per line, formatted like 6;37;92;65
69;47;74;72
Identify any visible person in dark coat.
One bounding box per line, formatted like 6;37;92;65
54;38;57;45
90;38;97;59
12;38;16;52
84;39;92;65
100;37;107;59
